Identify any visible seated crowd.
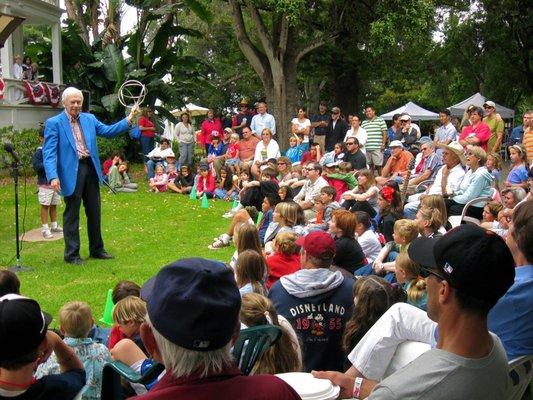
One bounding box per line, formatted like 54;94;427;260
2;102;532;400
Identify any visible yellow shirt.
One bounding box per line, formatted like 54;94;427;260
523;128;533;164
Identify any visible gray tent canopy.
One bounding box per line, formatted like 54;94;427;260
380;101;439;121
447;93;515;119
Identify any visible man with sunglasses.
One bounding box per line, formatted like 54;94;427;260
483;101;504;153
343;138;367;171
314;224;515;399
293;162;328;221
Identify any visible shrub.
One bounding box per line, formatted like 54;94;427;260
0;126;41;173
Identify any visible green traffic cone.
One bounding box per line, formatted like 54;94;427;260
256;211;263;226
99;288;114;326
201;193;209;209
189;185;197;200
232;199;239;209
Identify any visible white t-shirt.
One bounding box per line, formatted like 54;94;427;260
357;229;382;264
344;126;368;153
291;118;311;143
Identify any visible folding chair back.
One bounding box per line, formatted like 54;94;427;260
232;325;282;375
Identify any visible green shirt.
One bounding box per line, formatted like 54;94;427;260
485;114;504;151
362;117;387;150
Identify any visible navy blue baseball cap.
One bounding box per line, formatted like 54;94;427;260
141;258;241;351
0;294;50;361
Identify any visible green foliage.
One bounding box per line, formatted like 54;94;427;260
0;127;41;171
96;136;129;160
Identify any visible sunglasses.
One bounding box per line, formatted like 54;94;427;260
305;167;316;171
483;106;494;109
420;267;447;281
346;142;356;146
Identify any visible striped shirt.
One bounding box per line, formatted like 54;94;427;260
361;117;387;150
66;112;90;159
523;128;533;164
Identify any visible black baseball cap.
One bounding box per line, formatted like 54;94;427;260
408;225;515;304
141;258;241;351
0;294;50;361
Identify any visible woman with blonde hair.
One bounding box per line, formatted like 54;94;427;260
415;194;447;238
263;201;301;248
240;293;302;374
445;145;493;219
340;169;379;217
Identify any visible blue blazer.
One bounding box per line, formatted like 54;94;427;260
43;112;130;197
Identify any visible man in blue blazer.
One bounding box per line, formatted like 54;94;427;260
43;87;138;264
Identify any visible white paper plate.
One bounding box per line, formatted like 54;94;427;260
276;372;340;400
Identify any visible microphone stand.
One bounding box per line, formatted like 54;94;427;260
7;159;32;272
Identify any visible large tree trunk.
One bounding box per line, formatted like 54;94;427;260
228;0;332;152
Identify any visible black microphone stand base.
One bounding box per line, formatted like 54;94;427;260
8;264;33;273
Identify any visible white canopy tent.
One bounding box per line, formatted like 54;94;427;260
381;101;439;121
170;103;209;117
447;93;515;119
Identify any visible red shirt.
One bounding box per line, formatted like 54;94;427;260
138;116;156;138
266;253;301;289
238;136;260;161
129;365;300;400
325;177;347;201
301;151;316;165
459;122;491;150
108;325;126;349
198;173;216;193
199;118;223;145
227;142;240;159
103;158;114;176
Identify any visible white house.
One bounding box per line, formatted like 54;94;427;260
0;0;64;130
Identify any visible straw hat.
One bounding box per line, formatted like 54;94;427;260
436;141;466;165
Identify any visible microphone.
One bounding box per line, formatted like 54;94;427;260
4;143;20;163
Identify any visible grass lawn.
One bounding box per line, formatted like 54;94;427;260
0;166;234;327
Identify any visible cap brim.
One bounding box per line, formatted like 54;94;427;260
295;236;306;247
42;311;53;326
140;276;156;301
407;237;437;268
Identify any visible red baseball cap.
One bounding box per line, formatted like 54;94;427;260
296;231;336;259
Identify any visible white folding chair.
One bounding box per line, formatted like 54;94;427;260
448;188;497;228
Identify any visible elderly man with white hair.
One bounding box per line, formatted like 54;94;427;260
43;87;138;265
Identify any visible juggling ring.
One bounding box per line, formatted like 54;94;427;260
118;80;146;108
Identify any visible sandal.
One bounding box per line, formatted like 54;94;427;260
208;239;229;250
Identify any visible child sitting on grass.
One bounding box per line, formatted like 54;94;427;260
307;186;340;231
107;280;141;349
196;162;216;198
324;161;357;201
148;164;168;192
214;166;239;200
236;249;268;296
108;161;138;193
168;164;195;194
285;134;305;164
371;219;419;282
36;301;112;400
394;252;427;310
225;133;241;175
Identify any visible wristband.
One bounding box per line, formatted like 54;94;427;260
353;377;364;399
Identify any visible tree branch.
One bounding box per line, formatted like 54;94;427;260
228;0;269;79
278;16;289;60
245;1;275;60
296;35;335;63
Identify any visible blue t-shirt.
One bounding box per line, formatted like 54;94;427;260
207;143;224;157
285;145;304;163
506;165;528;184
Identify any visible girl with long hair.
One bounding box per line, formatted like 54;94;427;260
394;253;427;311
240;293;302;374
415;195;447;238
341;169;379;217
376;184;403;242
235;250;268;296
342;276;405;354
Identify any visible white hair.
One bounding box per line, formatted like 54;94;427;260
145;315;234;378
62;87;84;104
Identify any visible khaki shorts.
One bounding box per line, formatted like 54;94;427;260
38;186;61;206
365;149;384;167
313;135;326;151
